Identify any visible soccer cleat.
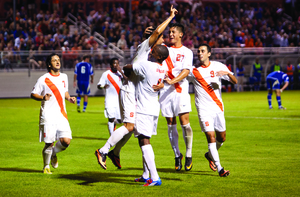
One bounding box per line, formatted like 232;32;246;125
219;168;230;177
108;150;121;169
51;154;58;169
77;106;80;113
175;153;183;171
95;149;107;170
205;152;217;171
185;157;193;171
278;106;286;110
43;167;52;174
269;106;273;109
134;176;150;182
143;178;162;186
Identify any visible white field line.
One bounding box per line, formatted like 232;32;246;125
226;116;300;121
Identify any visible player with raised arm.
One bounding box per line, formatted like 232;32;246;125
97;58;123;136
31;53;76;174
190;43;237;177
162;23;194;171
266;71;289;110
73;55;94;113
95;5;178;171
124;45;169;186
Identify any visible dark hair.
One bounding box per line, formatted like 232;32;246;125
83;55;91;61
46;53;60;72
144;26;157;39
154;45;169;62
110;57;119;65
199;43;211;53
169;23;185;35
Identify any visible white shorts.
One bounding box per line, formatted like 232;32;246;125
105;107;121;119
119;89;136;123
197;110;226;132
160;91;191;117
39;122;72;143
134;113;158;138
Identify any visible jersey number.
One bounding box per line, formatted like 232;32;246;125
176;54;184;62
62;81;66;88
210;71;214;77
81;66;86;74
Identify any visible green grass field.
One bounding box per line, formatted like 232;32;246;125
1;91;300;196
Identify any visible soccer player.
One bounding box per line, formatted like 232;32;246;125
98;58;123;136
162;23;194;171
190;43;237;177
31;53;76;174
73;55;94;112
124;45;169;186
95;6;178;171
266;71;289;110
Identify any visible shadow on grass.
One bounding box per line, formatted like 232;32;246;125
59;171;143;185
72;136;107;141
0;167;41;173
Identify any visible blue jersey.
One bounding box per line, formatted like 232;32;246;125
236;67;244;77
267;71;289;84
74;62;94;82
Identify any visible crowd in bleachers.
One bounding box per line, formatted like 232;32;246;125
1;0;300;70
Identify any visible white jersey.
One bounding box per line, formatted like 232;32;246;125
121;37;152;93
31;72;69;124
98;70;122;108
160;45;193;95
133;60;167;116
190;61;233;114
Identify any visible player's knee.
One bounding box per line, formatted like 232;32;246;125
61;139;71;147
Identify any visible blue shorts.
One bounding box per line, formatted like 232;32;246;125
266;77;280;90
254;74;261;82
76;81;90;95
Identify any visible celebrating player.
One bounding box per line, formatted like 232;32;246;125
98;58;123;136
124;45;169;186
73;55;94;113
162;23;194;171
190;43;237;177
266;71;289;109
95;5;178;171
31;53;76;174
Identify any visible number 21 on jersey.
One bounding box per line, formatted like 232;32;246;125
176;54;184;62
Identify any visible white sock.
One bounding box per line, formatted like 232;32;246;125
107;122;115;135
181;123;193;157
43;145;53;167
142;156;150;179
141;144;159;181
112;131;133;156
168;125;180;157
100;126;129;154
208;142;223;172
216;140;223;150
53;140;67;157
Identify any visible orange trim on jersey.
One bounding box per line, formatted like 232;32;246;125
201;61;211;68
165;55;182;93
45;77;68;120
107;73;120;94
192;68;223;111
48;72;60;77
170;45;183;48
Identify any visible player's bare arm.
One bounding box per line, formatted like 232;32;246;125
164;69;189;85
97;84;109;89
280;81;289;92
31;93;52;101
73;74;77;88
152;80;164;91
148;5;178;47
216;71;238;84
65;92;76;104
90;75;94;84
117;64;128;81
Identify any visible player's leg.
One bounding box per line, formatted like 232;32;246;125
42;143;54;174
107;118;116;136
266;78;273;109
83;95;88;112
82;83;90;112
138;135;161;186
40;124;55;174
275;89;285;109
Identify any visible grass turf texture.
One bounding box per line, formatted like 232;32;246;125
0;91;299;196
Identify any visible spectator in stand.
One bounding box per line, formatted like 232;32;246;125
285;61;294;89
270;59;282;72
235;31;244;47
87;36;97;46
245;34;254;47
273;31;281;47
280;33;289;47
236;61;245;92
117;34;128;50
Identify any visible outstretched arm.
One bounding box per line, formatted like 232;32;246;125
216;71;238;84
280;82;289;92
164;69;189;85
148;5;178;47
